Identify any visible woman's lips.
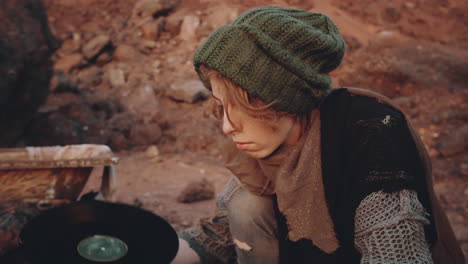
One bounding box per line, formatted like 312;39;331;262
235;142;251;150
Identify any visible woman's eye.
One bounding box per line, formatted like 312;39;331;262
213;104;224;120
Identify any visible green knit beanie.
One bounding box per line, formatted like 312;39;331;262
194;6;346;114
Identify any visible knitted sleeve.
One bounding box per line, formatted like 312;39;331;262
354;189;433;264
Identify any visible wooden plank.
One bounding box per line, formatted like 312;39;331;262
0;168;92;202
0;145;118;170
0;157;119;170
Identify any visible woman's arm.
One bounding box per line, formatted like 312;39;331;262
354;189;433;264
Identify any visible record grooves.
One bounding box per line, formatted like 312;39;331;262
16;201;179;264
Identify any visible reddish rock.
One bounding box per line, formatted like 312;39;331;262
82;35;110;60
121;81;159;116
95;52;113;65
49;71;76;93
25;112;83;146
167;79;209;103
179;15;200;41
164;12;184;35
437;128;468;157
381;6;401;24
141;18;165;41
113;44;143;62
107;68;126;88
59;38;82;55
108;112;137;136
108;132;131;151
129;123;163;146
76;66;103;89
131;0;176;20
138;40;159;54
54;53;84;73
177;178;215;203
0;0;59;146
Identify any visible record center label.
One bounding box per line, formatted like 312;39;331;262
77;235;128;262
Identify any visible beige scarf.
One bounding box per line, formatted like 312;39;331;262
223;109;340;253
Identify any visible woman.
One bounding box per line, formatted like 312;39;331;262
173;6;463;264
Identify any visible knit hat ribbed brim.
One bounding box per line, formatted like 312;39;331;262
194;6;346;114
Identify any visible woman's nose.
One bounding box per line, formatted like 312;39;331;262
222;110;236;135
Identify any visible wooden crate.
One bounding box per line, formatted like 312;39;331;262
0;145;118;255
0;145;118;202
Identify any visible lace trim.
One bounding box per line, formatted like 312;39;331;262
216;176;242;211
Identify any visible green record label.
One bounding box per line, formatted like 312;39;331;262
77;235;128;262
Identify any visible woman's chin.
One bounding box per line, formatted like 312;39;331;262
243;149;273;159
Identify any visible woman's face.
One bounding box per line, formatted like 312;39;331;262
211;78;302;159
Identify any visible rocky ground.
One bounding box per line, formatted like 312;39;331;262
17;0;468;259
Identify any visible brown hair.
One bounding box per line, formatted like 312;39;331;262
200;65;302;131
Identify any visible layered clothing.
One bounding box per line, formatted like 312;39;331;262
181;88;464;264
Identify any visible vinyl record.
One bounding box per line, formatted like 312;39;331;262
19;201;179;264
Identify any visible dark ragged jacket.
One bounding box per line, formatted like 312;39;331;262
275;88;464;264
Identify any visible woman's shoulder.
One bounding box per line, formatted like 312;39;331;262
322;87;406;124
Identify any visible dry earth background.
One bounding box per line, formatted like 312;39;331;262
12;0;468;260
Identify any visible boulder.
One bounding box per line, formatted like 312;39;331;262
166;80;209;103
179;15;200;41
54;53;84;73
177;178;215;203
131;0;176;20
107;112;141;150
50;71;77;93
120;76;159;117
82;35;110;60
129;123;163;146
59;38;82;55
61;102;99;124
141;18;165;41
0;0;59;146
108;132;131;151
145;145;161;161
164;12;184;35
95;52;113;65
25;112;83;146
138;40;159;54
437;127;468;157
21;98;124;147
76;66;103;89
107;68;126;88
381;6;401;24
108;112;137;135
113;44;143;62
128;82;159;114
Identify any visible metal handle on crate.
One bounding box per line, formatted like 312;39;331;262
100;165;117;202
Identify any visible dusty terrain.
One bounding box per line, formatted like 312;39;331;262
27;0;468;260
